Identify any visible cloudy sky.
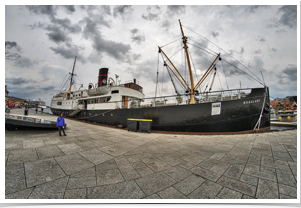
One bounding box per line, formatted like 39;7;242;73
5;3;298;105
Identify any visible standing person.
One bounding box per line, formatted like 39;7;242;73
41;108;43;113
57;113;67;136
35;107;38;113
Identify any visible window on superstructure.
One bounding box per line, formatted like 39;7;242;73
112;90;119;94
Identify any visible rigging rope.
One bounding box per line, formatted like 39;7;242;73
155;52;160;99
222;59;264;86
169;47;183;59
187;43;217;57
216;69;223;92
183;25;264;86
160;38;182;48
58;71;70;93
188;48;212;64
187;49;198;83
188;38;219;55
221;58;229;90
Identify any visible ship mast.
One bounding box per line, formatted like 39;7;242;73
179;20;195;104
68;56;77;92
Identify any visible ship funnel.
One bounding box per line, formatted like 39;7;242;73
98;68;109;87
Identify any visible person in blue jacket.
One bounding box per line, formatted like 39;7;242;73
57;113;67;136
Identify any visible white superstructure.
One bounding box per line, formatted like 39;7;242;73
51;81;144;113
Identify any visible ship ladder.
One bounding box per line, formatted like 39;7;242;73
69;109;82;117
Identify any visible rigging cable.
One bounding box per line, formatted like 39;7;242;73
58;71;70;93
221;58;229;90
222;59;264;86
183;25;264;85
187;43;217;57
155;52;160;99
216;68;224;92
189;38;219;55
169;47;183;59
188;47;212;64
187;49;199;83
160;38;182;48
161;53;165;98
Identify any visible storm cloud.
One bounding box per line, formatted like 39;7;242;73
79;15;131;62
50;45;82;61
142;6;161;21
26;5;57;18
278;5;297;28
130;28;146;44
113;5;133;18
92;35;131;61
282;64;297;82
267;5;297;29
167;5;186;16
5;77;37;85
5;41;21;51
5;41;38;68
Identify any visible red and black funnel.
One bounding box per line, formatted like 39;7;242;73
98;68;108;87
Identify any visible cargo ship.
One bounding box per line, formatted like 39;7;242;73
50;20;270;132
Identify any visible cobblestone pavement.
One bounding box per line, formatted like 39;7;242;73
5;109;298;199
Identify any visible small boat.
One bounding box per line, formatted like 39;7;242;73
5;114;57;130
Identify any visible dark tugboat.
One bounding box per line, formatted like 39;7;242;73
50;20;270;132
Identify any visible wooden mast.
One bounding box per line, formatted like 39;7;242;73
68;56;77;92
179;20;195;104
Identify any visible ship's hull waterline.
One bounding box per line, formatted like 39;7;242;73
51;88;270;133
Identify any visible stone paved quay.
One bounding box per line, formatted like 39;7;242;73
5;109;298;199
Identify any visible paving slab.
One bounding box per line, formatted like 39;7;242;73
87;180;145;199
42;138;64;146
25;158;66;187
57;143;84;155
96;168;124;186
6;148;38;165
276;168;297;187
5;164;27;195
223;164;245;180
79;148;113;165
36;145;66;159
5;140;23;150
55;153;95;175
64;188;87;199
157;187;188;199
118;164;141;181
190;166;222;182
5;188;34;199
217;176;256;197
163;165;192;182
173;174;206;195
188;180;223;199
23;139;45;149
256;178;279;199
278;184;297;199
217;187;243;199
66;177;96;189
28;177;69;199
135;172;176;196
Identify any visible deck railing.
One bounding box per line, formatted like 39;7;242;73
71;88;257;110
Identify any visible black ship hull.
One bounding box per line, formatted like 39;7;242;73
51;88;270;132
